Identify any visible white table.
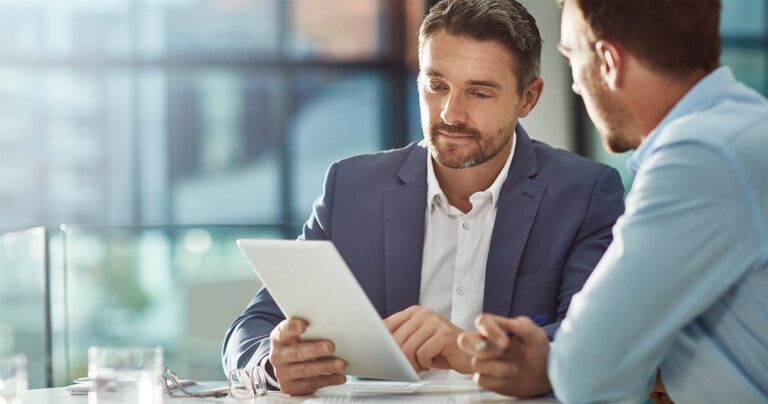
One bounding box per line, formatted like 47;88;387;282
27;380;557;403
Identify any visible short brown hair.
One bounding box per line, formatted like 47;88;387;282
419;0;542;92
566;0;721;74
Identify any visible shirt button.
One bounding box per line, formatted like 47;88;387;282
462;221;471;230
456;285;465;295
433;195;443;207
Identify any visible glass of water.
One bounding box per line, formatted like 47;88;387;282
0;354;28;404
88;347;163;404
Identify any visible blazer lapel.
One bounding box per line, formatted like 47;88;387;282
483;125;547;316
383;145;428;316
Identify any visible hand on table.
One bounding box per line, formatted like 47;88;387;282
267;318;347;396
457;313;551;398
384;305;472;373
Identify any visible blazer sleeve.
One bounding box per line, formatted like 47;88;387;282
221;163;338;375
541;166;625;338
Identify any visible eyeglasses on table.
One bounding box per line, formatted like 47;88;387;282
161;366;268;399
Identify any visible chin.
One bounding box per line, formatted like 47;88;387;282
603;132;637;154
431;149;474;169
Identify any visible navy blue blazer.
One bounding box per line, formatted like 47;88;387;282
222;125;625;373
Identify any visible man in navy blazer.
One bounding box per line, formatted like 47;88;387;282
223;0;624;395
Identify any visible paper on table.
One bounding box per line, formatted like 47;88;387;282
65;377;198;396
318;381;428;395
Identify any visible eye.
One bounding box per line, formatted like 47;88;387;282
472;91;492;99
427;81;447;92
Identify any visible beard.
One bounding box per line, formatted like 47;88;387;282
426;120;514;169
583;64;638;153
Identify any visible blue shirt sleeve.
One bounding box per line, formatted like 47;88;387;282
548;142;763;403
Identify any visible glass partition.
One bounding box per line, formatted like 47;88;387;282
54;224;293;386
0;227;50;388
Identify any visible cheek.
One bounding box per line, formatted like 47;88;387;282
479;100;517;131
419;93;442;121
418;92;437;133
580;89;611;131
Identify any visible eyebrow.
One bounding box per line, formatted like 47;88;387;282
425;69;504;91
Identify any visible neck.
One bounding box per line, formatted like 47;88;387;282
630;67;711;141
433;138;512;213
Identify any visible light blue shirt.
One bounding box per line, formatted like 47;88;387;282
549;67;768;403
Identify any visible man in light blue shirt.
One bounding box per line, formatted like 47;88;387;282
457;0;768;402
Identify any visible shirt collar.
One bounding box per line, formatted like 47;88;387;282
427;132;516;211
628;66;735;174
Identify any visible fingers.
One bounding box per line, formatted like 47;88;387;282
465;315;552;398
401;324;435;372
408;319;469;374
281;374;347;396
269;340;346;396
391;312;426;347
414;331;450;370
268;318;346;395
472;357;519;379
390;307;433;371
474;314;512;348
271;318;308;345
457;331;504;359
473;371;514;393
383;305;417;333
269;340;335;365
277;358;347;381
386;306;466;373
496;316;540;345
390;306;444;346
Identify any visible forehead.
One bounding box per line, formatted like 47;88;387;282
559;1;590;50
420;30;518;84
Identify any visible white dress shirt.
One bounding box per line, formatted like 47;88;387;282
418;134;516;380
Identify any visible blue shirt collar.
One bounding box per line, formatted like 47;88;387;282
628;66;736;174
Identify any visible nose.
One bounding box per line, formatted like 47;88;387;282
571;81;582;95
439;92;468;125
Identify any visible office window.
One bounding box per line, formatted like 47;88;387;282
290;72;384;219
289;0;383;59
164;69;282;224
580;0;768;189
0;0;426;234
158;0;280;57
0;67;134;230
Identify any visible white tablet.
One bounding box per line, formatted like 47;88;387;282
236;239;420;382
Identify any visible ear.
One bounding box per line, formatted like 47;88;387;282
517;78;544;118
595;40;622;90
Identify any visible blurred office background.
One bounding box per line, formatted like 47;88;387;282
0;0;765;389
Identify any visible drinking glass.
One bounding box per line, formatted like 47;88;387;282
0;354;28;404
88;347;163;404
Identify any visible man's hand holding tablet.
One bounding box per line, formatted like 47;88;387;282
237;240;420;396
267;318;347;396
